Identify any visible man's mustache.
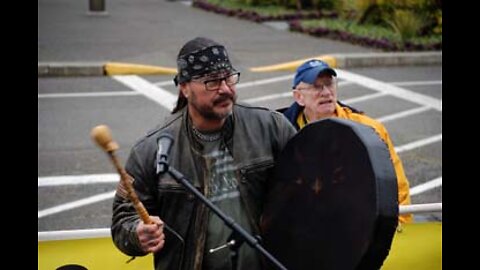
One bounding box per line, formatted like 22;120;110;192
213;94;235;105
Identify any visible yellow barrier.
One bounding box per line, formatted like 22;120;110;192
38;222;441;270
39;237;152;269
383;222;442;269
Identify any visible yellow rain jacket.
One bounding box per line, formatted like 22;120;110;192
294;103;413;223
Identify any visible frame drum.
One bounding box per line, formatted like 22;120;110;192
261;118;398;270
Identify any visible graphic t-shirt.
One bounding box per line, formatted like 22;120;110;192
200;139;261;270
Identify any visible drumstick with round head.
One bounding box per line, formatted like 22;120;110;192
90;125;152;224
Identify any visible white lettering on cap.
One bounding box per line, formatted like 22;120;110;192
309;60;322;67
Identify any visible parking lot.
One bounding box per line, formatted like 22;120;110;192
38;63;442;231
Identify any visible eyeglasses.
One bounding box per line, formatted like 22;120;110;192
297;79;336;93
191;72;241;91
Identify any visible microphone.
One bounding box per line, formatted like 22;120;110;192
156;132;174;174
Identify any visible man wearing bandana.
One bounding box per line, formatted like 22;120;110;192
111;37;297;270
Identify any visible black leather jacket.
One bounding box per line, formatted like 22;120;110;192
111;103;296;270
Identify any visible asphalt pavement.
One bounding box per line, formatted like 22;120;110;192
38;0;440;76
38;0;442;231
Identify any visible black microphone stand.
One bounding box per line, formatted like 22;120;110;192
158;163;288;270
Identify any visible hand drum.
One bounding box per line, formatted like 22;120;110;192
261;118;398;270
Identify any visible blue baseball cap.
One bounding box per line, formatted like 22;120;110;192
292;59;337;89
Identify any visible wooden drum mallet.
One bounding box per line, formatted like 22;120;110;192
90;125;152;224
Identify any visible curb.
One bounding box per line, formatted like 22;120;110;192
38;51;441;77
38;62;105;77
104;62;176;76
38;62;177;77
333;51;442;69
249;51;442;72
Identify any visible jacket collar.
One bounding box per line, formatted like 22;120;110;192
283;102;349;129
182;107;234;153
282;102;303;130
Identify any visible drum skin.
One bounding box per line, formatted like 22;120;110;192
261;118;398;270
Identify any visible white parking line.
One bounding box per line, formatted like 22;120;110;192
243;92;292;103
243;81;352;103
154;80;175;87
153;77;438;89
38;174;118;187
40;76;440;105
336;69;442;111
377;106;431;123
153;74;298;88
38;133;442;218
342;92;386;104
112;75;176;110
395;134;442;153
38;91;140;98
410;177;442;196
38;190;116;219
239;77;438;104
38;74;442;219
236;75;293;89
392;80;442;86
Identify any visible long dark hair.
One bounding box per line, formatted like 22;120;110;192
172;91;188;114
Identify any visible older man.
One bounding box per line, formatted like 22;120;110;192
282;59;413;224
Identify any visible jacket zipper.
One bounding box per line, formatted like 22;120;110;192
164;223;185;270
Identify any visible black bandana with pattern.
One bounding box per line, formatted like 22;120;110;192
175;45;236;84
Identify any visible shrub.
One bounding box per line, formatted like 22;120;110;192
385;9;425;43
